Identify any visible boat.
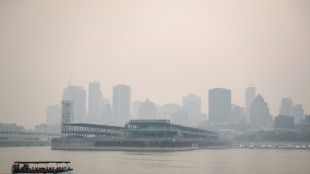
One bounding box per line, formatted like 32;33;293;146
11;161;73;174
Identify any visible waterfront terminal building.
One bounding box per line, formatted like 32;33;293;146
52;120;230;151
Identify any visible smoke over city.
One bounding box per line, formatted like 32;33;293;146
1;1;310;174
0;0;310;130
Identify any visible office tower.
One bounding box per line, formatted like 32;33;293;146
275;115;294;129
279;98;293;116
209;88;231;123
88;82;104;124
62;85;86;123
292;104;304;124
279;98;304;124
46;104;61;125
171;110;188;126
183;94;201;121
139;98;157;119
133;101;143;119
245;86;256;122
113;84;131;125
157;103;180;119
249;94;272;128
102;99;113;125
61;100;73;124
231;104;246;124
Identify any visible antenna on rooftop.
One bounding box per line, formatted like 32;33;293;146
67;71;73;86
248;73;252;87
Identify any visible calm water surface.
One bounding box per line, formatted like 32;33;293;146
1;146;309;174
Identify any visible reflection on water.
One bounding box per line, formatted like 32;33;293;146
1;147;310;174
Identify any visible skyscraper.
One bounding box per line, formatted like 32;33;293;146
171;110;188;126
113;84;131;125
61;100;73;124
46;104;61;126
275;115;294;129
249;94;272;128
102;99;113;125
231;104;246;124
279;98;304;124
62;85;86;123
133;101;143;119
139;98;157;119
156;103;180;120
245;86;256;122
209;88;231;123
182;94;201;121
292;104;304;124
279;98;293;116
88;82;104;124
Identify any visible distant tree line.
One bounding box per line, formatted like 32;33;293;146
234;130;310;142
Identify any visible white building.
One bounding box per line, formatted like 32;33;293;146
113;84;131;125
88;82;104;124
62;85;86;123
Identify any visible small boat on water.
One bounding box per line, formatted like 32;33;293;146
11;161;73;174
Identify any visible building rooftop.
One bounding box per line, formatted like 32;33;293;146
128;119;170;124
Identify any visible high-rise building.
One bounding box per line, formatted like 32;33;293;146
292;104;304;124
101;99;113;125
132;101;143;119
171;110;188;126
245;86;256;122
275;115;294;129
279;98;304;124
183;94;201;121
139;98;157;119
61;100;73;124
46;104;61;126
62;85;86;123
113;84;131;125
279;98;293;116
209;88;231;123
249;94;272;128
231;104;246;124
88;82;104;124
156;103;180;119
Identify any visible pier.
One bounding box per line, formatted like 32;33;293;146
52;120;230;151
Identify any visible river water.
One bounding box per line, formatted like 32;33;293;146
1;146;310;174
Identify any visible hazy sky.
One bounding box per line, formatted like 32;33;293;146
1;0;309;129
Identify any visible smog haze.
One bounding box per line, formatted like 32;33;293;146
0;0;309;129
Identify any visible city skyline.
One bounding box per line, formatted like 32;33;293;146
52;83;305;126
1;0;309;129
1;80;309;129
